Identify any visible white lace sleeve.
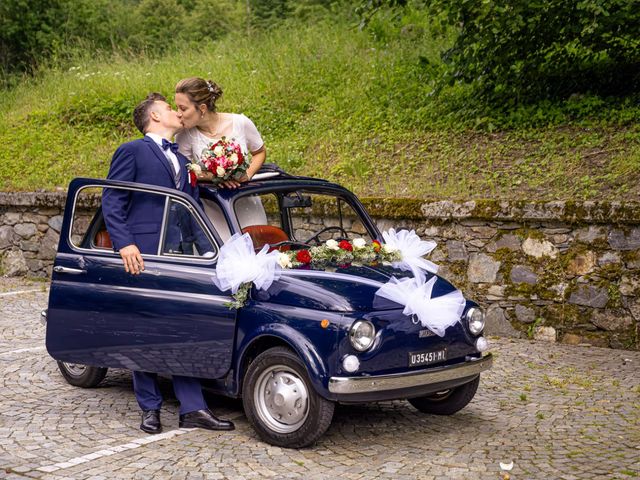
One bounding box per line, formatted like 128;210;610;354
239;114;264;153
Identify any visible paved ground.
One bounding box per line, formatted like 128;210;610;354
0;279;639;480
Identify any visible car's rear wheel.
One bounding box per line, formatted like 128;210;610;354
57;361;108;388
408;376;480;415
242;346;334;448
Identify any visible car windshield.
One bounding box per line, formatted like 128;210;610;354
233;189;373;251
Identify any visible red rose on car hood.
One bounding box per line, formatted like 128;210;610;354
296;249;312;264
338;240;353;251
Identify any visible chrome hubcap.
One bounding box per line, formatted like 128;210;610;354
255;365;309;434
63;363;87;376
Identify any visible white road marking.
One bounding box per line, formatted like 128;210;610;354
34;411;245;473
0;288;47;297
0;346;46;357
36;429;193;473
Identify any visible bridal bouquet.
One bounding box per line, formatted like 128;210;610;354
187;137;249;186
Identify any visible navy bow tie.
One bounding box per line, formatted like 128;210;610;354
161;138;179;154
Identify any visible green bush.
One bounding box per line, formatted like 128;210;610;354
435;0;640;102
0;0;244;83
359;0;640;104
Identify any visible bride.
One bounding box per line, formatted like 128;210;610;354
174;77;267;229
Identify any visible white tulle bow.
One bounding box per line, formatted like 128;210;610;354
382;228;439;281
213;233;281;294
375;276;466;337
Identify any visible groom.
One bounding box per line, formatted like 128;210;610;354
102;92;234;434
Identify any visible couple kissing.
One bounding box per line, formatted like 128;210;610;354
101;76;265;434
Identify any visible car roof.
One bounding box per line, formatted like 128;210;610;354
197;165;351;197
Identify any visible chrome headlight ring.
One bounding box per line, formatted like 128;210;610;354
349;320;376;352
466;307;485;336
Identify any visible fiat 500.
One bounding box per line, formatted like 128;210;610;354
44;168;492;448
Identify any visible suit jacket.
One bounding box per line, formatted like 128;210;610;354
102;136;203;254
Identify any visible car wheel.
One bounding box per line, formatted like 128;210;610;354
243;346;335;448
408;376;480;415
57;361;108;388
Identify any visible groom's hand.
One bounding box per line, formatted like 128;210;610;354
119;244;144;274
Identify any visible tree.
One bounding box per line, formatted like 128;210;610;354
357;0;640;103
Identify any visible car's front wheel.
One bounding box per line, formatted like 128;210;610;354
57;361;108;388
242;346;335;448
408;376;480;415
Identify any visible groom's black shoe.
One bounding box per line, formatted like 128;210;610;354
179;409;235;431
140;409;162;434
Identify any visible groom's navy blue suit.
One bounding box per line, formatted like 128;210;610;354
102;135;207;415
102;136;202;252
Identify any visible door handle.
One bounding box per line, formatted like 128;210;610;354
53;266;86;275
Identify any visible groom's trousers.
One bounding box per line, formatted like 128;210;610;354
133;371;207;415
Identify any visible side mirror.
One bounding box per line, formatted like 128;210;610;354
282;193;312;208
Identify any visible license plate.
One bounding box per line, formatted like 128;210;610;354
409;349;447;367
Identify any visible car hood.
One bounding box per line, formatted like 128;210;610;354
254;263;461;312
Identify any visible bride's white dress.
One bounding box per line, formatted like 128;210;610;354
176;114;267;238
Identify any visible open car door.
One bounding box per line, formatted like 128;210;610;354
46;178;236;379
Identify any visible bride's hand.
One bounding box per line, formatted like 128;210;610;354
219;174;249;189
219;179;241;189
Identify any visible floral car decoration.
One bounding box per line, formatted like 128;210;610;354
214;229;466;337
45;169;492;450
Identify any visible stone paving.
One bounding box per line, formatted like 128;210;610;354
0;279;639;480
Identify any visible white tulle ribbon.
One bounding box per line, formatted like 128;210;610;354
375;276;466;337
213;233;281;294
382;228;439;281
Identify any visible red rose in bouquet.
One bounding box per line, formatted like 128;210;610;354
187;136;250;186
338;240;353;251
296;249;312;264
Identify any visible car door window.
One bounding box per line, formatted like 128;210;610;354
161;199;216;258
70;186;116;251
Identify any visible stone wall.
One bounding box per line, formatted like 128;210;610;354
1;192;639;349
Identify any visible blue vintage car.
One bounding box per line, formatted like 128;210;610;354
45;167;492;448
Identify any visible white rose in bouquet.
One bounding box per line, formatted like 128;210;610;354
325;239;339;250
216;166;226;177
277;251;292;269
352;238;367;249
383;244;399;254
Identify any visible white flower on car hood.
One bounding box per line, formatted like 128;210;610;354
277;251;292;268
352;238;367;249
325;239;339;250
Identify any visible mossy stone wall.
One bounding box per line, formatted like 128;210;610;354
1;192;638;349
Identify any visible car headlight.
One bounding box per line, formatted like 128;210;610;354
466;307;485;336
349;320;376;351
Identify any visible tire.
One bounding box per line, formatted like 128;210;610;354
242;346;335;448
57;361;108;388
408;375;480;415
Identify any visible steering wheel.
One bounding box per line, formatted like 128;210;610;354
304;226;349;245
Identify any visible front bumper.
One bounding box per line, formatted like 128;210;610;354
328;353;492;401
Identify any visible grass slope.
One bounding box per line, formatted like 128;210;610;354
1;20;638;200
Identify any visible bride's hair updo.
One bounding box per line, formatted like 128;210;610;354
175;77;223;112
